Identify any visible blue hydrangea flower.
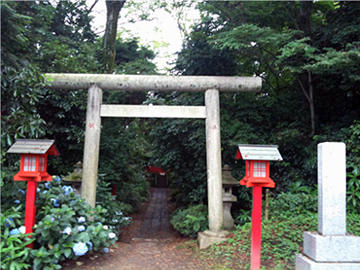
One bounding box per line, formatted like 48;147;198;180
62;227;72;235
109;232;116;239
18;189;25;195
62;186;73;195
73;242;88;256
78;217;86;223
54;261;58;264
50;198;60;207
87;242;93;251
43;190;48;194
45;182;51;189
51;217;55;222
54;176;61;182
4;217;13;227
19;226;26;234
78;225;85;232
112;219;118;223
103;247;109;253
14;200;20;204
36;188;40;192
116;211;123;216
10;228;20;235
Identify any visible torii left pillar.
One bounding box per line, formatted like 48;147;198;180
81;85;102;208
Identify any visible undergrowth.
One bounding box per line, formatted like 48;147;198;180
201;213;360;269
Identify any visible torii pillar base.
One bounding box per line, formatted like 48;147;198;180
198;230;229;249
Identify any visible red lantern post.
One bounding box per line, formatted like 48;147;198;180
7;140;59;248
236;145;282;270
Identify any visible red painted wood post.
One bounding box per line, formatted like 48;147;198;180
112;184;116;196
251;186;263;270
25;180;38;248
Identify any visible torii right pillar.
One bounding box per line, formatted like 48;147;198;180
295;142;360;269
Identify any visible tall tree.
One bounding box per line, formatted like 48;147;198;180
103;0;126;73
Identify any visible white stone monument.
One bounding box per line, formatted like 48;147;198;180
295;142;360;270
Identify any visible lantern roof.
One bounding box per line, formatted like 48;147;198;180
222;165;239;186
236;144;282;161
7;139;59;156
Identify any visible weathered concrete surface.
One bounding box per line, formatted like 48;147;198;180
303;232;360;262
45;73;262;92
295;254;360;270
81;85;102;208
198;230;229;250
318;142;346;235
101;105;206;119
205;89;223;232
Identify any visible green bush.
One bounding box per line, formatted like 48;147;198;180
170;204;208;238
346;165;360;214
269;182;318;220
1;175;131;270
114;172;150;212
1;207;34;270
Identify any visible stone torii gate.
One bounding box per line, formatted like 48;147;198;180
45;74;261;238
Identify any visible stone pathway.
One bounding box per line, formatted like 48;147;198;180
61;188;216;270
138;188;172;239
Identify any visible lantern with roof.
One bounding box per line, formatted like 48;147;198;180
7;139;59;248
235;144;282;188
235;144;282;270
7;139;59;182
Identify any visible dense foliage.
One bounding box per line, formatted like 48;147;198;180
1;1;153;268
148;1;360;210
170;204;208;238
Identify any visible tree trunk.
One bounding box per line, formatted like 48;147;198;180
299;1;312;37
308;71;315;137
299;1;315;136
103;0;126;74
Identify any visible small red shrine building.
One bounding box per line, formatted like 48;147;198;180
235;144;282;188
146;166;168;188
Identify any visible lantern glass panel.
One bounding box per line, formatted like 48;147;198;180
39;157;45;172
253;162;266;177
24;156;37;172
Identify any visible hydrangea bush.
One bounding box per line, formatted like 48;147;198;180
1;175;131;270
1;207;34;270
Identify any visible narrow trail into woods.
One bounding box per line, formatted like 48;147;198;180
61;188;217;270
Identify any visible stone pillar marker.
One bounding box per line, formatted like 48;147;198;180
318;142;346;235
295;142;360;270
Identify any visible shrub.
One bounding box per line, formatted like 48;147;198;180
1;207;34;270
269;182;318;220
170;204;208;238
346;165;360;214
1;175;131;270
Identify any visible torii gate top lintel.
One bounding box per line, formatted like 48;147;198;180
45;73;261;92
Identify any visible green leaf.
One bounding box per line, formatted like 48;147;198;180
64;248;72;258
